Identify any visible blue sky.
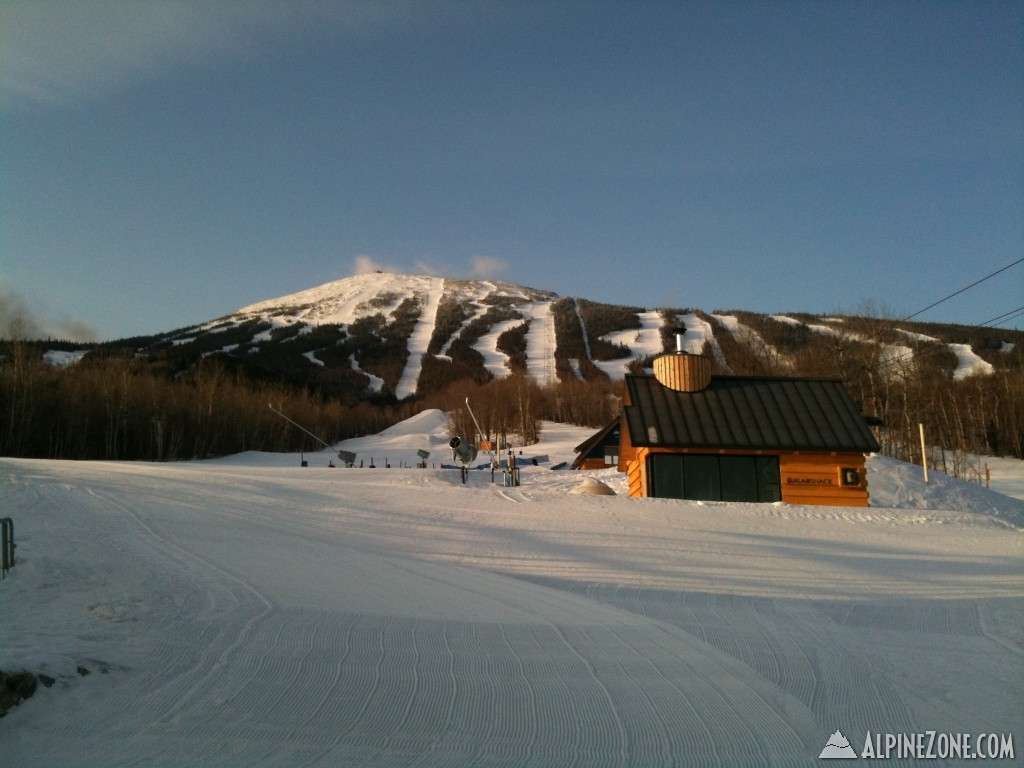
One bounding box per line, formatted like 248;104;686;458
2;0;1022;341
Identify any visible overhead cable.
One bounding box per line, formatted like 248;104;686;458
978;305;1024;329
900;257;1024;323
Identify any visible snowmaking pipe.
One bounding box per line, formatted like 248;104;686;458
268;403;339;455
464;397;497;461
465;397;486;444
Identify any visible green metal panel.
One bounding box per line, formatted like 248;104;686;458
647;454;781;503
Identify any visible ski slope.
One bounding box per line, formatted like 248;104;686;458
139;274;1017;399
594;311;666;379
2;413;1022;767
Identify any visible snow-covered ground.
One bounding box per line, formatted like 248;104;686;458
40;350;89;367
594;311;666;379
895;329;995;379
395;277;446;400
473;318;526;380
524;301;558;386
2;411;1022;766
675;313;728;369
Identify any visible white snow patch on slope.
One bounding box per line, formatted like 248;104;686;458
712;313;789;370
948;343;994;379
896;329;994;379
42;350;88;367
524;301;557;386
227;272;435;326
395;277;445;400
473;319;524;379
880;344;914;371
675;313;728;368
775;315;844;338
350;354;384;393
250;317;298;343
595;310;664;379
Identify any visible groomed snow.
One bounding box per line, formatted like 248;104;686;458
524;301;558;386
473;319;525;379
675;313;728;369
394;277;445;400
594;311;665;379
893;329;994;379
2;411;1022;766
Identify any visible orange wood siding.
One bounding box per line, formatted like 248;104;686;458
653;353;712;392
627;446;871;507
626;453;646;498
779;453;870;506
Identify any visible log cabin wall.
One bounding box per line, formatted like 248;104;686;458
626;446;871;506
779;452;870;506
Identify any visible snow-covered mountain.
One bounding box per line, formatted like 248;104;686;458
135;272;1019;401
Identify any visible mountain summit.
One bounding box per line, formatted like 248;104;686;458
129;272;1015;403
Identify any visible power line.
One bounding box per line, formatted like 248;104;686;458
978;305;1024;329
873;302;1023;371
900;257;1024;323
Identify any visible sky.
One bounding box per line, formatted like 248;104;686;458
1;0;1022;342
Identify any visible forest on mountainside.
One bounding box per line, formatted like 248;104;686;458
0;340;623;462
1;306;1022;481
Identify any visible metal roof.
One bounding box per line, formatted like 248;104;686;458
624;374;880;453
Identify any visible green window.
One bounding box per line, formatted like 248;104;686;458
648;454;781;503
682;455;721;500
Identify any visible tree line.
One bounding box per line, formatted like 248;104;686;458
0;341;624;462
2;310;1021;476
706;311;1024;474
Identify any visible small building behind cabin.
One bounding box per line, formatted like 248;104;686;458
571;420;621;470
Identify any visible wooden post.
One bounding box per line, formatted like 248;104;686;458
919;423;929;484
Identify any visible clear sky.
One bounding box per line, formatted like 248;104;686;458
2;0;1022;342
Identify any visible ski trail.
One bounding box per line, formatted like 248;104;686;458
574;298;592;359
350;354;385;393
474;318;525;379
524;301;558;386
677;312;729;370
395;277;445;399
594;311;665;379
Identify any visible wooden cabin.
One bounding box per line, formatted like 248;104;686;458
571;420;621;470
617;350;880;506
